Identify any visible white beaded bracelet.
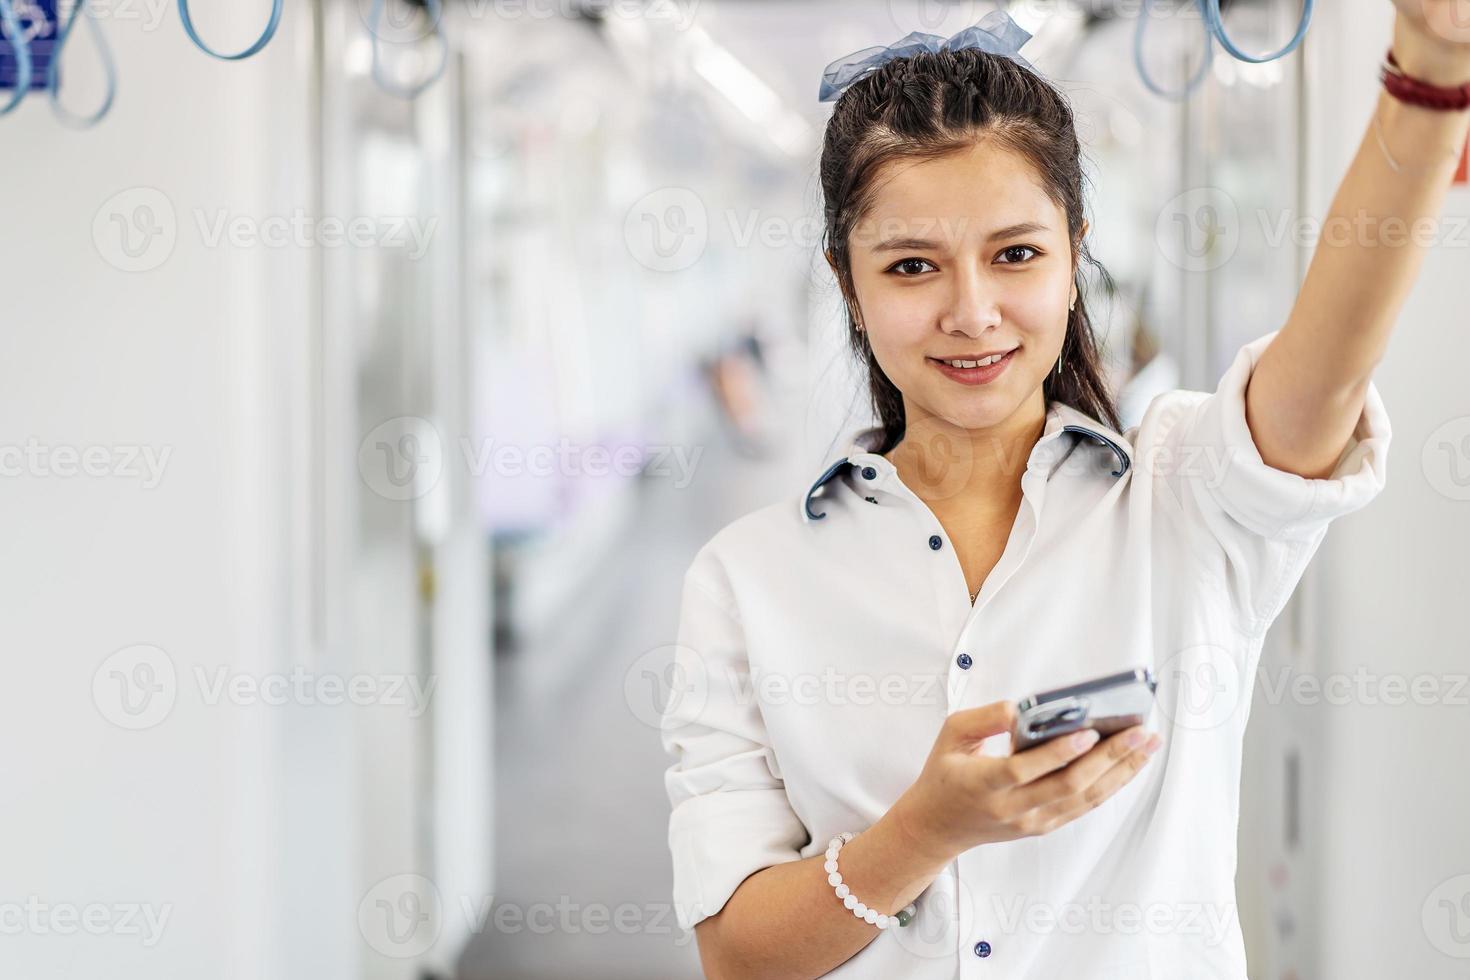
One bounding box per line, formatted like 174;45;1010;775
824;832;917;929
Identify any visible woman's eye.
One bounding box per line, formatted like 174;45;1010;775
998;245;1040;264
888;257;936;276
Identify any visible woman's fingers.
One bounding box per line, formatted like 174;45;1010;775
943;700;1019;751
986;726;1102;791
1008;726;1158;813
1024;733;1159;833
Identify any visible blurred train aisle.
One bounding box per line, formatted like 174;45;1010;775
459;375;808;979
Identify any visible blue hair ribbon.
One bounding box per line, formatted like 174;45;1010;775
817;8;1034;103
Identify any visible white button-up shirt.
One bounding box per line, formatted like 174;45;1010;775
661;330;1391;978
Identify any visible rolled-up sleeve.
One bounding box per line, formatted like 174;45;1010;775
1144;329;1392;635
661;547;810;934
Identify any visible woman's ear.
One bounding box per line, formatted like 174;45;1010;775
827;249;864;331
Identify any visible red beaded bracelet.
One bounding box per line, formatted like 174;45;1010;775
1381;50;1470;111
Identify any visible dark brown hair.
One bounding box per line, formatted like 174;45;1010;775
820;46;1121;455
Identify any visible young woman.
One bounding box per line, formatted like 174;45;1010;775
661;4;1470;977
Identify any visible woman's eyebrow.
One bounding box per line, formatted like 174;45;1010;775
869;221;1050;253
986;220;1050;241
870;236;942;253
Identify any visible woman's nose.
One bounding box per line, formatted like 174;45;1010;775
937;270;1002;336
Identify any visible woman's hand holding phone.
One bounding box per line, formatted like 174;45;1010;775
888;700;1161;866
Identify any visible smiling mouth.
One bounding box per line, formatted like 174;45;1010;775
926;347;1018;385
928;351;1014;369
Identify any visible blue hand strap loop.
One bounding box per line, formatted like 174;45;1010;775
368;0;447;99
47;0;117;128
1135;0;1315;101
178;0;283;61
1133;1;1214;102
0;0;32;116
1205;0;1314;65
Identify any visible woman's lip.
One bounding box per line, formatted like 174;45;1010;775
928;348;1017;386
930;350;1015;361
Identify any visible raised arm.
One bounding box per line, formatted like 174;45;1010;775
1247;4;1470;479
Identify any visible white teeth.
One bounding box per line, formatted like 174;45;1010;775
944;352;1005;369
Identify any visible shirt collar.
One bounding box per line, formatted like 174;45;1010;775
803;401;1133;522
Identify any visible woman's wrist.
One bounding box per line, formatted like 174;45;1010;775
1393;11;1470;88
883;787;960;873
825;800;954;921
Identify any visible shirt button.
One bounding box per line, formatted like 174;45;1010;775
974;940;992;958
861;466;877;480
956;653;972;670
928;535;942;550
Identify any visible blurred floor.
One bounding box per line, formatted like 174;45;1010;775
459;387;806;980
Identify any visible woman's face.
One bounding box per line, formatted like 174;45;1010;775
845;140;1082;435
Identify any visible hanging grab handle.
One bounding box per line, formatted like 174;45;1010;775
0;0;32;116
1134;0;1315;101
1205;0;1314;65
47;0;118;128
368;0;447;100
1133;0;1214;102
178;0;283;61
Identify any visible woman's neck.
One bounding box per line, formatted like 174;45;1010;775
884;393;1048;513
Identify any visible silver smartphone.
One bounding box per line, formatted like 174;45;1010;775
1011;667;1157;752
